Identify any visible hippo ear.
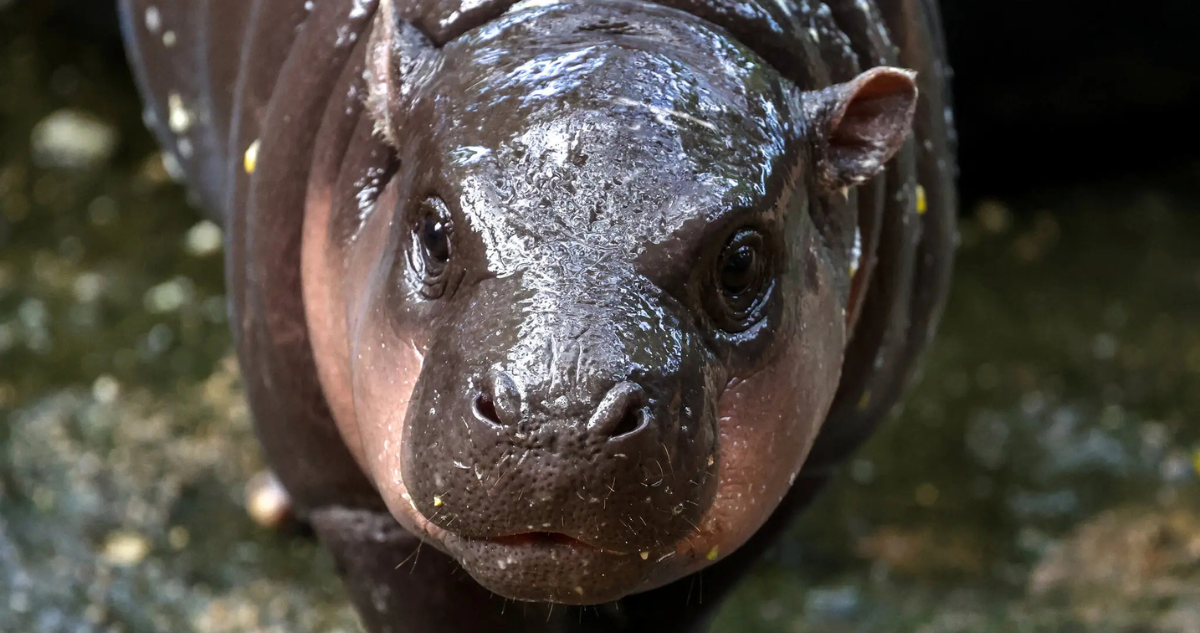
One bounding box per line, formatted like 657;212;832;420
365;0;439;146
806;67;918;191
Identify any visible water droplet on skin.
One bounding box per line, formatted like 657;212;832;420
144;6;161;33
167;93;193;134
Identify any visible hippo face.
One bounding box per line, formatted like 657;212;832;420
310;0;917;605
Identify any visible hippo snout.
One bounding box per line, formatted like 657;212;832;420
400;275;719;557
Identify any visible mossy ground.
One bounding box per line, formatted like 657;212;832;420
2;4;1199;632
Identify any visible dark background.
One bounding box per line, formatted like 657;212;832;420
3;2;1200;631
31;0;1200;206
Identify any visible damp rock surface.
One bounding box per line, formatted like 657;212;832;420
2;5;1200;633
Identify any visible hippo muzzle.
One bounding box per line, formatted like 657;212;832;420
401;271;718;600
406;273;718;547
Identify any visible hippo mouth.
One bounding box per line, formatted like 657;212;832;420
487;532;606;550
440;528;666;604
480;531;655;556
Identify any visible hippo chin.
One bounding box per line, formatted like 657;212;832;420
121;0;956;629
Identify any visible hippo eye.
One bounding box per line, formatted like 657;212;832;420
421;216;450;264
710;228;773;332
415;197;452;298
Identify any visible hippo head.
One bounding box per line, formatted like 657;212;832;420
305;0;916;605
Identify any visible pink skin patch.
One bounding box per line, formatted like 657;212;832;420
674;240;844;572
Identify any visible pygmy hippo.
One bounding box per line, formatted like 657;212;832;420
120;0;956;630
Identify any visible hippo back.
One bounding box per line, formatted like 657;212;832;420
119;0;955;515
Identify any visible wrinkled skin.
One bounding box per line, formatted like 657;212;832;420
121;0;956;630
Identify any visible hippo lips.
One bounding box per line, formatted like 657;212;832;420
486;532;615;552
435;529;669;604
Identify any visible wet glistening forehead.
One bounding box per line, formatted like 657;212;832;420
418;28;798;272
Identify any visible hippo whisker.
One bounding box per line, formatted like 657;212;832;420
486;448;529;495
652;459;666;486
394;541;421;571
487;450;520;493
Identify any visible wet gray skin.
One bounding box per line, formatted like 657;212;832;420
113;0;950;628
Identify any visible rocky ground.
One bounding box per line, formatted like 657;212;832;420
3;3;1200;632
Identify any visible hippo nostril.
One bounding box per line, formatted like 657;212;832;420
588;382;648;440
610;407;643;439
475;369;522;428
474;392;501;426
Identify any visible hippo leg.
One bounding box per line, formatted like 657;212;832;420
311;508;570;633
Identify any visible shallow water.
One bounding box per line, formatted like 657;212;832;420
3;5;1200;633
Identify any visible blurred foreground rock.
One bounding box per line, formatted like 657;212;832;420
1030;508;1200;631
0;357;360;633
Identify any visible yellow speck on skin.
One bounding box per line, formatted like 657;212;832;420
433;495;443;507
857;391;872;411
244;139;261;174
574;586;584;596
916;184;928;215
706;455;714;467
706;547;719;561
639;551;650;560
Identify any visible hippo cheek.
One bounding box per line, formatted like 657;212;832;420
346;321;456;545
661;245;846;581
